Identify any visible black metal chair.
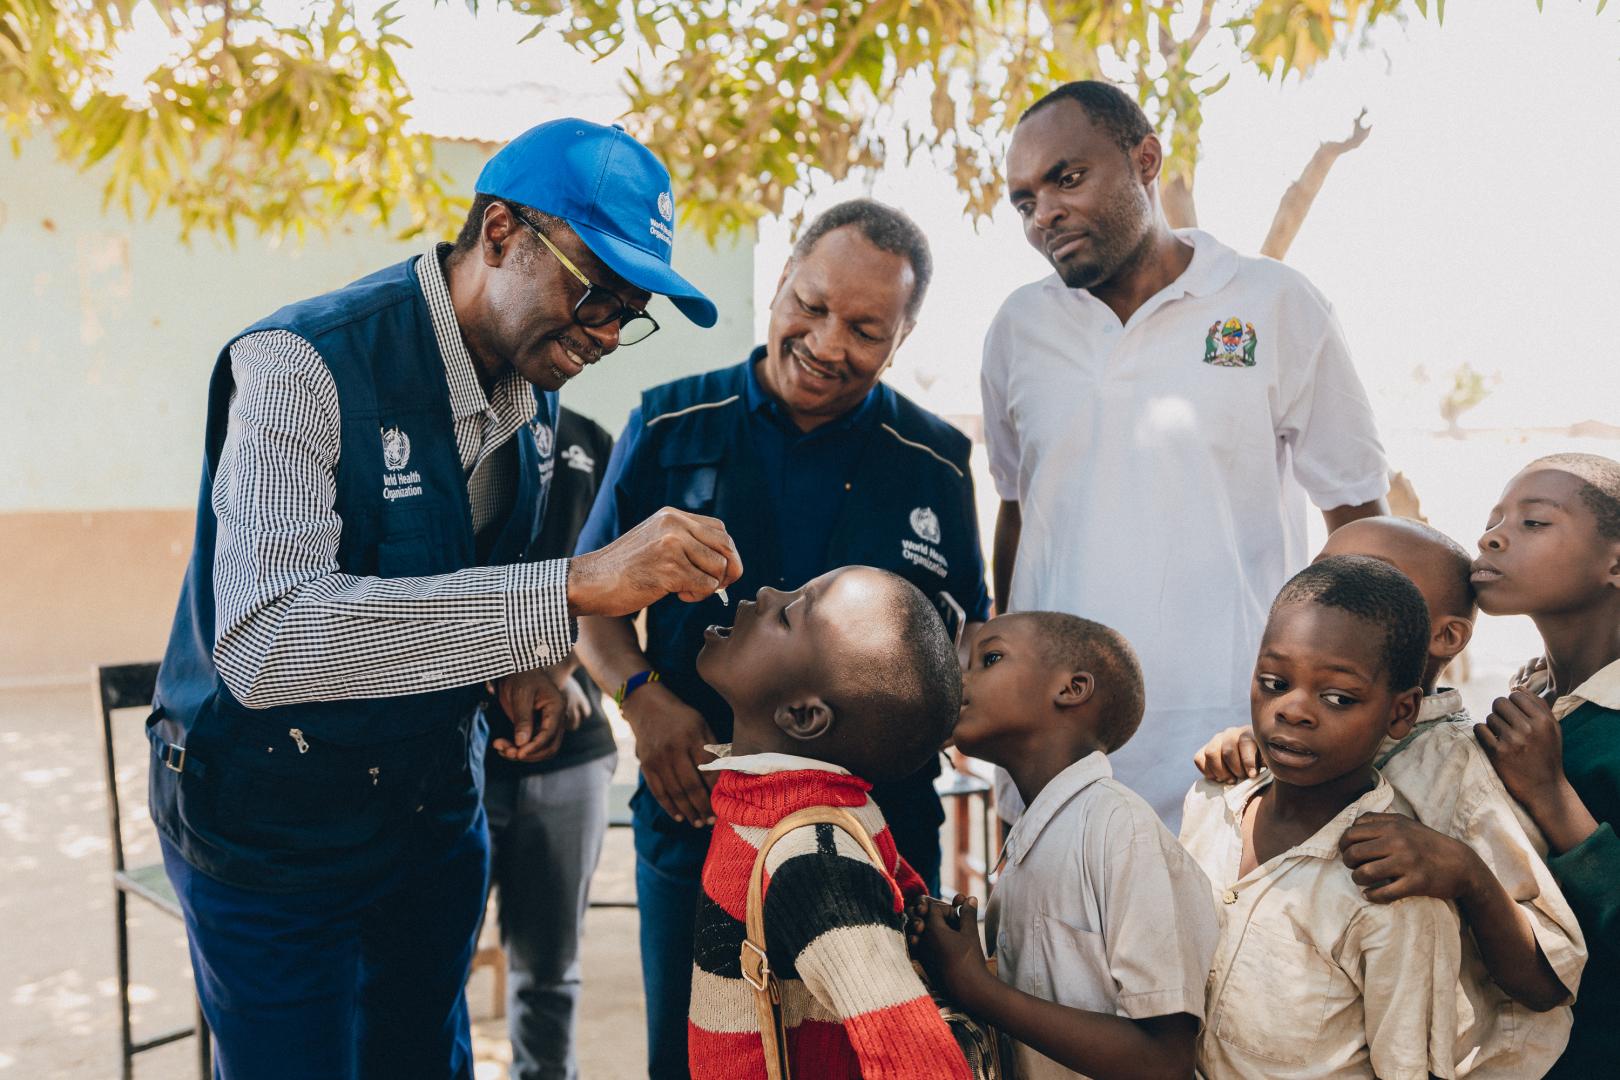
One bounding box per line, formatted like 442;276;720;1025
95;662;211;1079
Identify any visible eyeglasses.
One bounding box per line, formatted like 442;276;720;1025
508;207;660;347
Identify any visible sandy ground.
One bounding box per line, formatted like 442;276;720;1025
0;683;647;1079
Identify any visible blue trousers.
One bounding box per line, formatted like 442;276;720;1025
632;781;942;1079
160;803;489;1080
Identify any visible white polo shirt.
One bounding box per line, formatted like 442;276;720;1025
981;230;1388;824
986;752;1218;1080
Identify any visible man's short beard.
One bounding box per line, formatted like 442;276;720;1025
1058;258;1111;291
1054;180;1154;291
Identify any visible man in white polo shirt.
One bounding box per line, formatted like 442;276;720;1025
982;81;1389;825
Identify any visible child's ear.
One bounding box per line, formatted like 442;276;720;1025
773;697;835;743
1386;686;1423;740
1605;541;1620;590
1055;671;1095;710
1430;615;1473;663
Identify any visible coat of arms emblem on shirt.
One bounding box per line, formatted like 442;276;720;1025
910;506;942;545
381;426;411;470
1203;317;1258;368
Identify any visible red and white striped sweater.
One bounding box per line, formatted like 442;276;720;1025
687;759;971;1079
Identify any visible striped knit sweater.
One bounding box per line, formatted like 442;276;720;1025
687;763;972;1080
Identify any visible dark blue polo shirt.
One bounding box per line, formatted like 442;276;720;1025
577;348;879;590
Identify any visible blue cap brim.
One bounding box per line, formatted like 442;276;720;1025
570;220;718;329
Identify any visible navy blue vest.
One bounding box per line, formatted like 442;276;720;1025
150;255;558;890
625;361;989;827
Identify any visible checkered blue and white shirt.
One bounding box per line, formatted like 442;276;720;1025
211;245;574;709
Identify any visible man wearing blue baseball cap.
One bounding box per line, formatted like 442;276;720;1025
147;118;740;1079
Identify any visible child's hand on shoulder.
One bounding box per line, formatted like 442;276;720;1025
1339;813;1484;903
1475;690;1568;808
1193;725;1261;783
907;894;990;1003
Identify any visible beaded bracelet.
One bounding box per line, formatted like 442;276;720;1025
614;669;660;707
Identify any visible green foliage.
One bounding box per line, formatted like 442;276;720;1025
516;0;1422;238
1;2;1597;241
1439;361;1495;433
1;1;459;242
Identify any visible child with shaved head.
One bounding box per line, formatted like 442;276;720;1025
1471;453;1620;1076
912;611;1218;1079
685;565;970;1080
1194;516;1585;1076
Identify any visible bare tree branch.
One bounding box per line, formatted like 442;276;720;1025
1162;174;1197;228
1260;109;1372;260
1187;0;1218;53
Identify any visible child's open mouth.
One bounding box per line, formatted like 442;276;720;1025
704;624;732;640
1265;737;1317;767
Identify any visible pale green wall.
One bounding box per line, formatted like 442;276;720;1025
0;138;754;513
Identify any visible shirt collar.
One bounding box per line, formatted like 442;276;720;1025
696;742;851;777
419;244;543;461
1554;657;1620;720
1419;687;1466;722
743;346;881;435
1220;770;1396;861
417;245;491;421
1002;751;1113;866
1169;229;1241;298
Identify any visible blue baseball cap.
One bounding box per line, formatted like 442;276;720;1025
476;119;718;329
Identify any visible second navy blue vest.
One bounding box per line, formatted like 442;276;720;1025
149;254;557;890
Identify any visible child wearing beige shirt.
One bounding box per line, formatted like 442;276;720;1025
1182;555;1462;1079
1194;516;1584;1076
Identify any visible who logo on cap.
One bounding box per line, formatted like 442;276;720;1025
476;118;717;328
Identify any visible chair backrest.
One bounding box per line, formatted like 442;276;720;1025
96;662;160;875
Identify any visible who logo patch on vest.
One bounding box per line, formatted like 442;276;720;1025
531;419;557;489
902;506;949;579
381;425;423;501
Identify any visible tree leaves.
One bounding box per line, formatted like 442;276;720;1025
2;2;1601;241
3;1;457;242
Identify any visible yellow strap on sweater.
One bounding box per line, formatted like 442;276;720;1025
741;805;885;1080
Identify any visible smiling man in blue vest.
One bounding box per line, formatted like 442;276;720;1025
146;119;743;1080
573;198;992;1079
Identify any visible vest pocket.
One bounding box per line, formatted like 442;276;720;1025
656;442;723;512
666;464;717;512
200;720;448;854
210;761;389;853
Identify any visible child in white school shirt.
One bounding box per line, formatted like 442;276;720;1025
911;612;1218;1080
1181;556;1461;1080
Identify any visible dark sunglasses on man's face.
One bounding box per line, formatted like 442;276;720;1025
508;207;660;346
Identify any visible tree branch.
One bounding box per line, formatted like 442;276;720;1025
1162;174;1197;228
1260;109;1371;260
1187;0;1218;53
